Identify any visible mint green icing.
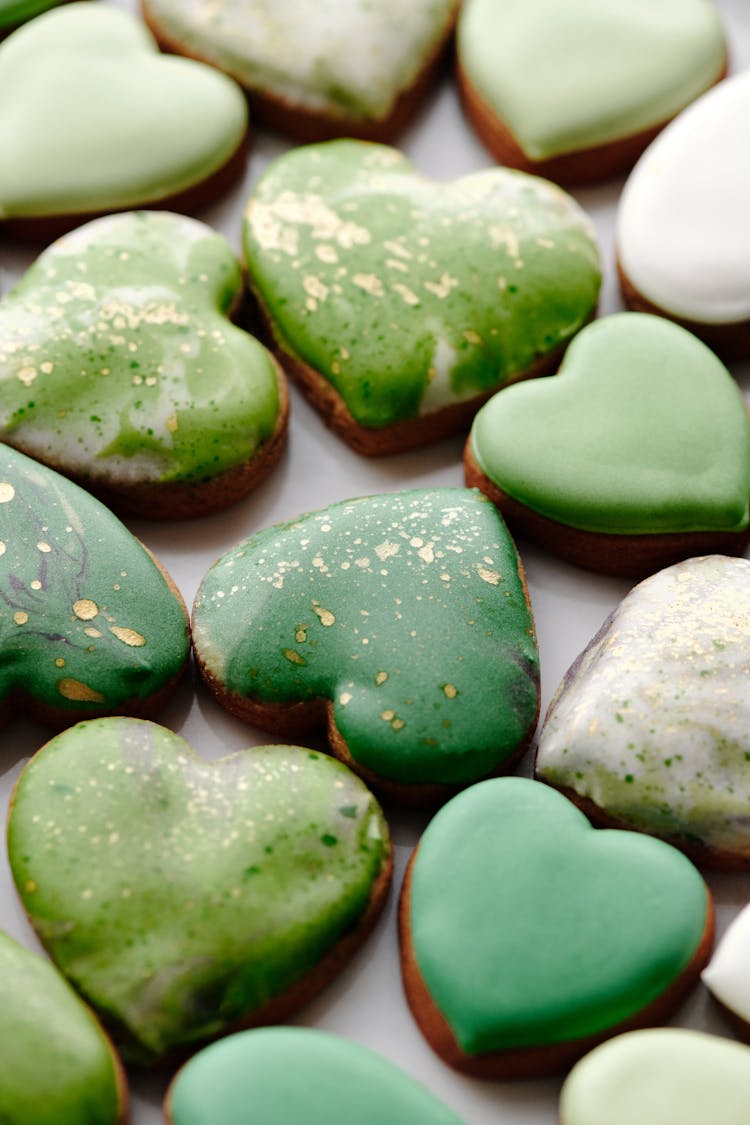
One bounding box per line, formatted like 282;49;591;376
408;777;708;1053
470;313;750;535
192;489;539;786
0;0;62;29
243;140;601;428
167;1027;467;1125
8;719;390;1064
0;445;188;718
0;3;247;219
458;0;726;160
0;211;280;486
0;931;122;1125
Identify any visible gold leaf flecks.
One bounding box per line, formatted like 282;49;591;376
57;679;106;702
73;599;98;620
110;626;146;647
312;604;335;627
0;483;15;503
476;564;501;586
13;611;28;625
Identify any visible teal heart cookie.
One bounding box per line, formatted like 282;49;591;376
166;1027;467;1125
401;777;711;1076
8;718;391;1064
0;3;247;221
0;445;189;725
0;210;284;516
0;931;125;1125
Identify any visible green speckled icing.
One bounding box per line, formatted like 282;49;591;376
192;489;539;786
408;777;708;1053
470;314;750;534
0;0;62;30
243;140;601;428
0;211;280;485
8;719;390;1064
458;0;726;160
0;3;247;219
144;0;456;121
168;1027;467;1125
0;931;122;1125
0;445;188;718
560;1029;750;1125
536;556;750;857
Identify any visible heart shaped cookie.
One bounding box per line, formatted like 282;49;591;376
0;3;248;235
466;313;750;575
703;902;750;1039
457;0;726;185
400;777;712;1078
560;1029;750;1125
191;488;540;802
618;70;750;359
0;444;189;727
243;139;601;453
0;931;126;1125
536;556;750;868
7;718;392;1065
0;210;287;517
166;1027;467;1125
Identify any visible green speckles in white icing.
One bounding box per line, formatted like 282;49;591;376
243;140;601;428
0;3;247;219
0;211;280;486
537;556;750;858
192;489;539;786
8;719;390;1064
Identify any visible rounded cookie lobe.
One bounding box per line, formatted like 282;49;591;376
703;902;750;1036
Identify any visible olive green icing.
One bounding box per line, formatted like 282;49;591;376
192;488;540;786
470;314;750;534
0;445;188;718
0;931;122;1125
168;1027;467;1125
458;0;726;160
0;3;248;219
0;0;62;30
0;211;280;486
243;140;601;428
408;777;708;1053
8;719;390;1064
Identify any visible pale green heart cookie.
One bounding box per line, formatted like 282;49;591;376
8;719;391;1064
0;3;248;220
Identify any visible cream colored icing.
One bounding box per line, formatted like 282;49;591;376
702;903;750;1023
617;71;750;325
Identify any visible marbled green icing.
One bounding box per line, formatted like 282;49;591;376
192;489;539;786
167;1027;467;1125
470;314;750;534
0;445;188;717
0;0;62;29
8;719;390;1064
0;3;247;219
458;0;726;160
0;211;280;485
243;140;601;428
0;931;122;1125
408;777;708;1053
560;1029;750;1125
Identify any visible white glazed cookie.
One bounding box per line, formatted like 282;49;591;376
702;903;750;1034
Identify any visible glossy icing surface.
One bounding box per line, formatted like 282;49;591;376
192;489;539;785
618;71;750;325
167;1027;466;1125
243;140;601;427
559;1029;750;1125
408;777;708;1053
8;719;390;1064
0;3;247;218
702;902;750;1021
0;931;122;1125
469;313;750;534
537;556;750;857
458;0;725;160
0;211;280;485
144;0;456;121
0;445;188;717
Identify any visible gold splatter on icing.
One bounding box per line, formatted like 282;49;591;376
85;628;103;638
73;599;99;621
0;483;15;503
312;604;335;627
476;564;501;586
55;658;65;668
381;710;395;722
443;684;458;699
30;580;42;590
283;649;307;666
295;627;308;643
14;612;28;625
375;671;388;686
37;542;51;553
0;543;5;556
57;679;106;702
109;626;146;647
340;692;352;705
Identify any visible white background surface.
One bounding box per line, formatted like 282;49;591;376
1;1;750;1120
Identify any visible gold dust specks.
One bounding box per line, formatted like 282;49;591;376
424;273;458;299
110;626;146;647
55;657;65;668
24;880;36;894
375;671;388;686
166;415;179;434
312;603;335;627
37;542;51;553
339;692;352;706
73;599;98;620
391;719;405;731
352;273;384;297
392;283;420;306
375;540;400;561
443;684;458;699
283;649;307;666
464;330;482;346
0;543;5;557
84;627;102;638
13;611;28;625
295;627;308;644
476;564;501;586
315;244;338;264
40;362;54;375
57;679;105;702
303;276;329;302
0;483;15;503
381;710;395;722
30;580;41;590
18;366;37;386
418;543;435;564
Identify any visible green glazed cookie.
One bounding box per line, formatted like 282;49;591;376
191;488;540;801
8;718;392;1065
0;0;64;34
0;210;286;517
0;444;189;727
243;139;601;453
0;931;125;1125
